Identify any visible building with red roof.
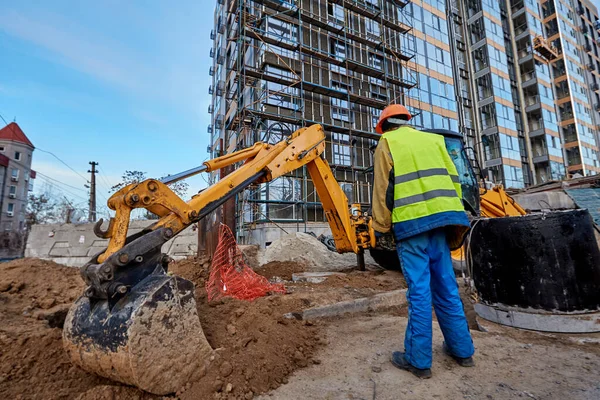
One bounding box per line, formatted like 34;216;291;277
0;122;35;233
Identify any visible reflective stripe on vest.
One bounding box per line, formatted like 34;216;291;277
382;127;464;224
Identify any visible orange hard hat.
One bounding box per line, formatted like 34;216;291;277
375;104;412;134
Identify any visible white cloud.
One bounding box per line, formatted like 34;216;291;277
0;7;208;115
0;10;149;94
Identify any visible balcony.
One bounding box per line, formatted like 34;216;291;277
209;48;215;58
577;6;585;15
588;63;596;71
525;95;540;107
561;111;574;121
215;115;224;129
520;71;537;87
563;133;578;143
215;80;225;97
208;104;214;114
207;125;213;134
592;83;599;91
595;20;600;30
210;30;215;40
585;43;593;52
209;66;214;76
528;119;546;137
525;95;542;112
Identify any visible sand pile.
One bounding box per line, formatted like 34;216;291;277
0;258;122;400
257;233;376;271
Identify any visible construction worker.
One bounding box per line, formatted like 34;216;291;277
372;104;475;379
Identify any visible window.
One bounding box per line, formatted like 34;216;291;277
365;18;380;38
332;80;351;93
264;82;300;110
330;38;348;60
0;145;4;152
11;168;19;180
340;182;354;203
331;133;352;166
266;17;297;43
9;186;16;196
368;52;384;70
435;46;444;62
327;2;344;26
7;203;14;214
14;151;21;161
331;98;350;122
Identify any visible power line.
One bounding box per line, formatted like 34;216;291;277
98;172;114;194
0;112;89;183
36;175;89;202
35;147;89;183
35;171;87;193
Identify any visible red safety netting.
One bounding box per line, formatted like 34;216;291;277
206;224;286;302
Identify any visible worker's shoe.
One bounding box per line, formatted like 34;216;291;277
442;342;475;367
390;351;432;379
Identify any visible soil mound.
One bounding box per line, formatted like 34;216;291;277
0;258;120;400
1;257;322;400
170;257;322;400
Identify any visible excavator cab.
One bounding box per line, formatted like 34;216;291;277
424;129;480;217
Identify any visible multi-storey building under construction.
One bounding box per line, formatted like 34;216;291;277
207;0;600;246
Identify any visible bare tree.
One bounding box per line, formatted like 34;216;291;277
26;194;58;228
111;170;189;198
110;170;148;193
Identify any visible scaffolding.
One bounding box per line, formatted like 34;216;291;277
209;0;417;243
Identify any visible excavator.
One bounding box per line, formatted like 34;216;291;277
62;124;524;394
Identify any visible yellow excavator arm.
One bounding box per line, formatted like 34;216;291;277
93;124;373;269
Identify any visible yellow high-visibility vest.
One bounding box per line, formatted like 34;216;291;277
382;126;464;224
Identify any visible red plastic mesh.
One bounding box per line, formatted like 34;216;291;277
206;224;286;302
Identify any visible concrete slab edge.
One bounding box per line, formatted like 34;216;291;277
475;303;600;333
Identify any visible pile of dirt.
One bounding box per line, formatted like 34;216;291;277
257;233;376;271
0;258;125;400
169;258;322;400
255;260;307;280
1;256;323;400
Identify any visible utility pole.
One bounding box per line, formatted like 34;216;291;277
88;162;98;222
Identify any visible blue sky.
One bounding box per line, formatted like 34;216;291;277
0;0;213;217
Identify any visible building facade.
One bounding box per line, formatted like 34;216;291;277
207;0;600;245
0;123;35;232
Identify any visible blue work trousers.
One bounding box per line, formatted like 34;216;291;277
397;228;474;369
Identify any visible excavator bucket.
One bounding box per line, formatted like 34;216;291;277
63;255;213;395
